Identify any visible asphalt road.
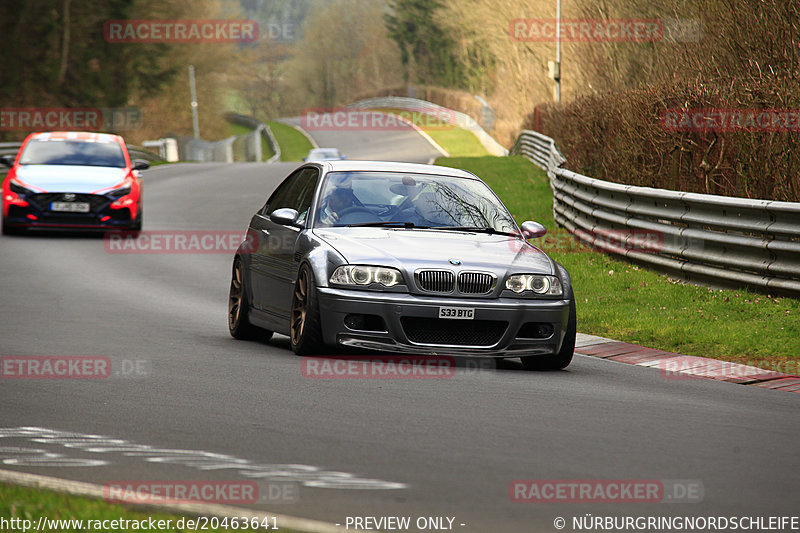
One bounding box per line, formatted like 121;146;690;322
1;124;798;532
279;111;444;164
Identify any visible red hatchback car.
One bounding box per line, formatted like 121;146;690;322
1;131;148;234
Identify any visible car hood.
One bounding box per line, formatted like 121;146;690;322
15;165;128;193
314;227;555;275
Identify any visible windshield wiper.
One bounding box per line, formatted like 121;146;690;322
430;225;519;237
346;221;429;228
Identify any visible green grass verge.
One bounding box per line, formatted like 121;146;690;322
437;155;800;369
227;123;252;138
373;108;489;157
0;482;302;532
267;121;313;162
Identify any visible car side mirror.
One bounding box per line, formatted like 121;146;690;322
132;159;150;171
270;207;299;226
521;221;547;239
0;155;15;167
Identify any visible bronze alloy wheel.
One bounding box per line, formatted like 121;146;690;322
227;258;271;341
290;267;309;345
290;264;323;354
228;260;244;332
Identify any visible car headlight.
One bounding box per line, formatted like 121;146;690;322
108;186;131;198
505;274;563;296
330;265;403;288
9;180;33;196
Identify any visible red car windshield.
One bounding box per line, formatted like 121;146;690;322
19;139;127;168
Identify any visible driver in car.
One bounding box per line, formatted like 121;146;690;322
318;186;356;225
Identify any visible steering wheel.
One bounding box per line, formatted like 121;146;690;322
384;195;416;219
335;206;376;224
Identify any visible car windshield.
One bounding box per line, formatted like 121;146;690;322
19;139;126;168
314;171;518;233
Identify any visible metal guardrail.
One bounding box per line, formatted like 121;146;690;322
511;130;800;296
127;144;167;163
173;114;280;163
510;131;565;171
225;113;281;163
0;142;20;157
0;143;16;175
178;136;236;163
141;138;179;162
347;96;508;157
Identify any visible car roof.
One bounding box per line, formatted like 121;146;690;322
316;160;478;179
27;131;124;144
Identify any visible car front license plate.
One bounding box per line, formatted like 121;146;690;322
438;307;474;320
50;202;90;213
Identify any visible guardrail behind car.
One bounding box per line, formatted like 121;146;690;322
511;130;800;296
127;144;167;163
225;113;281;163
0;143;16;176
175;114;280;163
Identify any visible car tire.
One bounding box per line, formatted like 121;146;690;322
521;299;576;371
290;263;325;356
228;257;273;341
131;209;142;232
1;218;18;236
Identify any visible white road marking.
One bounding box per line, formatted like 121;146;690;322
0;426;407;490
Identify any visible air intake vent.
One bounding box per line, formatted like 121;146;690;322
416;270;455;293
458;272;495;294
401;317;507;346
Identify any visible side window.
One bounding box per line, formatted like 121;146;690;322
294;168;320;225
262;169;306;215
261;167;319;226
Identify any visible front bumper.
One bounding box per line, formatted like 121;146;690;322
317;287;571;357
4;203;137;231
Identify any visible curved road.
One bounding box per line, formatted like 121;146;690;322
0;120;798;532
280;111;444;163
